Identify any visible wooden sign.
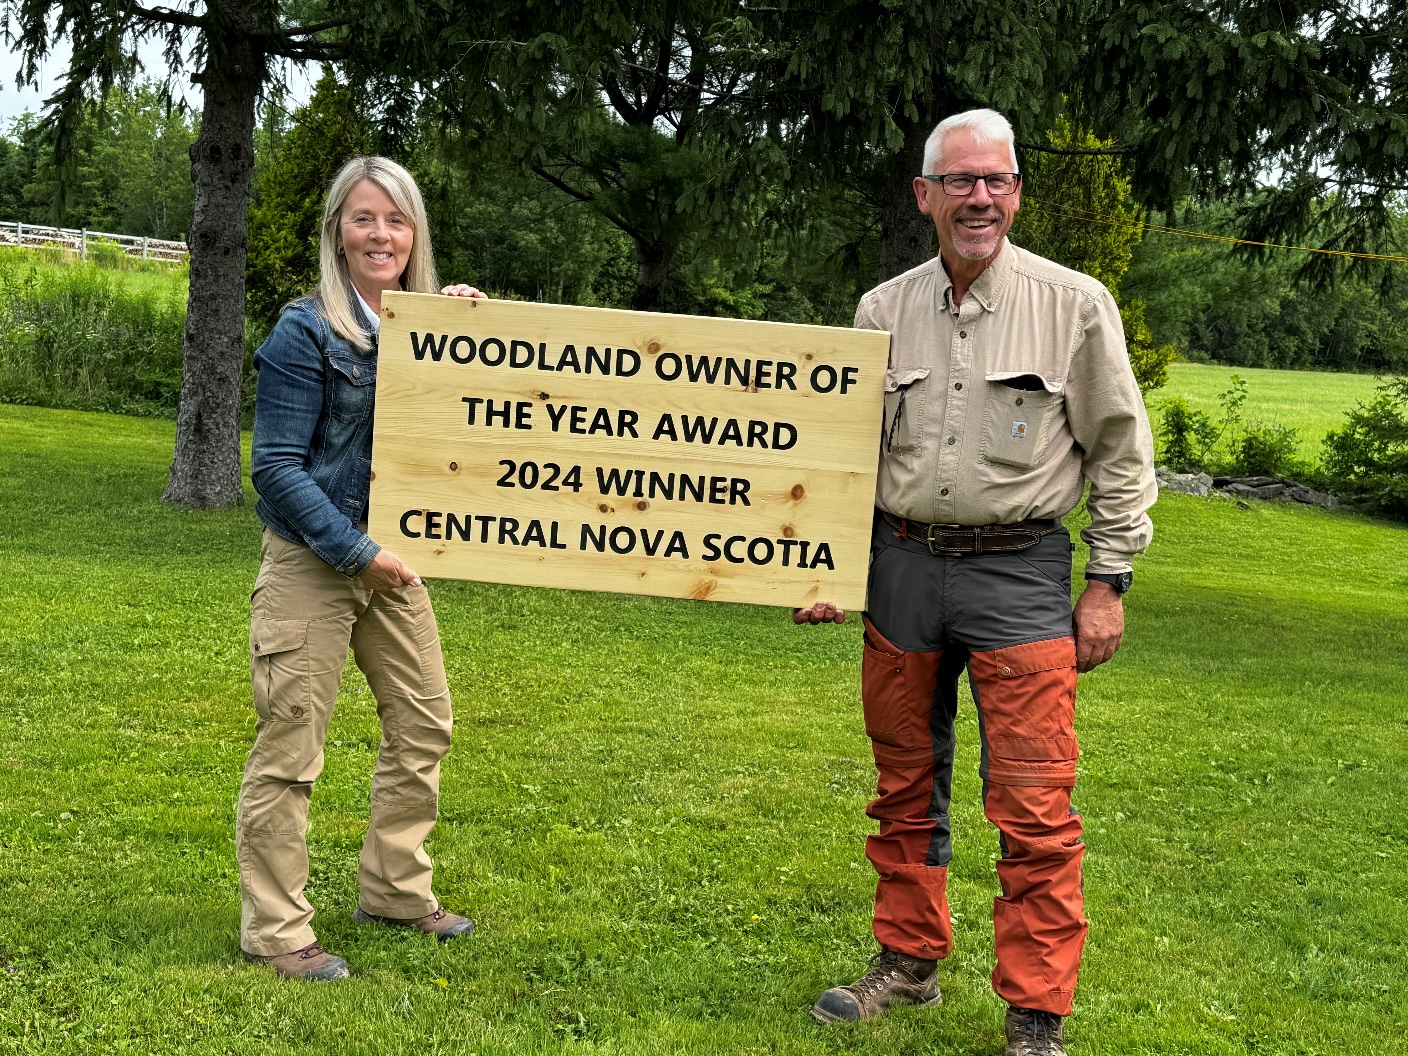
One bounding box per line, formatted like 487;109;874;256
368;293;890;609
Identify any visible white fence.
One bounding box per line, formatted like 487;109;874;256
0;221;188;264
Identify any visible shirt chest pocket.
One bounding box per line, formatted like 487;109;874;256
981;372;1063;469
328;354;377;423
884;367;931;455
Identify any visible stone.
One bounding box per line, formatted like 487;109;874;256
1155;466;1214;497
1224;482;1287;500
1284;485;1339;508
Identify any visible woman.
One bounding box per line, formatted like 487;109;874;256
238;156;482;981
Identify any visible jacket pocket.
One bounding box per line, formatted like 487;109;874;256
980;372;1062;469
883;367;930;455
327;353;377;423
249;617;312;723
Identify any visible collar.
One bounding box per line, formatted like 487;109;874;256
938;238;1015;316
354;287;381;333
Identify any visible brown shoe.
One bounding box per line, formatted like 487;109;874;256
1005;1007;1067;1056
810;948;941;1023
241;942;350;981
352;905;475;941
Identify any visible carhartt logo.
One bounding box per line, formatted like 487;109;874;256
1011;421;1028;439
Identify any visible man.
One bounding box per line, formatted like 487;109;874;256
794;108;1155;1056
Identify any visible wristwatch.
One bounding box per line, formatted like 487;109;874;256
1084;571;1132;594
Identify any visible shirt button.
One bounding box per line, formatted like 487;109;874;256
947;436;956;446
1001;666;1012;677
954;382;963;391
290;705;304;718
941;487;949;496
959;331;967;339
1016;397;1024;406
353;366;361;379
253;643;261;653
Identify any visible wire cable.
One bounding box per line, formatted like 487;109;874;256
1027;201;1408;264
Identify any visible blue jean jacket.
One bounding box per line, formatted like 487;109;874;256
251;297;382;578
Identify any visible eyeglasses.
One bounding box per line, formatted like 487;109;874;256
921;173;1021;196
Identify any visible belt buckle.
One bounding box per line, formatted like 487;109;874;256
925;523;973;557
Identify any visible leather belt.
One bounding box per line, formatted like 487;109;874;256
882;511;1061;557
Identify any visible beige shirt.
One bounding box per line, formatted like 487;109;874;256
855;240;1155;574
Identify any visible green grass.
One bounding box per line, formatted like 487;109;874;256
1154;363;1384;461
0;249;190;418
1;403;1405;1055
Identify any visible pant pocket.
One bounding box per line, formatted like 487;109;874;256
861;616;940;767
971;637;1078;787
250;617;312;722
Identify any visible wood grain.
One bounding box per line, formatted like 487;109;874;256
368;293;890;609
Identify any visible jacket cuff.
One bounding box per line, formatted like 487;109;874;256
1084;547;1134;576
334;534;382;579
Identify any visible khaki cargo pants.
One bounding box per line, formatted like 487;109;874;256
237;529;454;957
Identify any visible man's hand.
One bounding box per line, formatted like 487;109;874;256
440;284;487;298
792;602;846;625
1072;581;1124;672
359;549;422;592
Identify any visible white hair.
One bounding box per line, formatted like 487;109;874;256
922;109;1018;176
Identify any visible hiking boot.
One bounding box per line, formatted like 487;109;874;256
241;942;350;981
352;905;475;941
810;948;941;1023
1005;1007;1067;1056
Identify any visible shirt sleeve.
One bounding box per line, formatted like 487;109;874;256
854;297;880;331
250;306;381;578
1062;288;1156;574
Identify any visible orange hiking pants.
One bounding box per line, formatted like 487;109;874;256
861;512;1087;1016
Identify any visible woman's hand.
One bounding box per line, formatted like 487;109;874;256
440;284;487;298
359;549;423;592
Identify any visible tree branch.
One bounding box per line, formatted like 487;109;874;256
267;39;348;61
531;164;643;242
637;30;674;123
131;5;205;29
266;17;352;39
601;70;642;125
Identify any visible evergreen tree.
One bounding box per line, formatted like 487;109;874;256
16;83;198;239
425;2;781;311
1078;0;1408;285
246;71;379;330
5;0;456;508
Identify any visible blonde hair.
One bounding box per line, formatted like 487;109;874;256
922;109;1019;177
316;156;440;350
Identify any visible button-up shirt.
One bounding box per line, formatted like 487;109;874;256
854;240;1155;574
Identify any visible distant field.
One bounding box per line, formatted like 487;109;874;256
1153;363;1384;461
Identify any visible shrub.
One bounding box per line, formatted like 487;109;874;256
1322;378;1408;516
1156;375;1249;473
0;250;187;417
1157;396;1218;472
1232;421;1301;477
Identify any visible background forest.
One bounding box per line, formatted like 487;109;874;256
3;74;1404;376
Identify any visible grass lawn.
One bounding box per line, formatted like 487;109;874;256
0;403;1405;1055
1154;363;1383;462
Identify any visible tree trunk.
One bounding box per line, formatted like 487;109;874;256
876;110;936;284
632;240;670;312
163;27;262;509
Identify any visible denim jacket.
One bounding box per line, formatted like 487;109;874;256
251;297;382;578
